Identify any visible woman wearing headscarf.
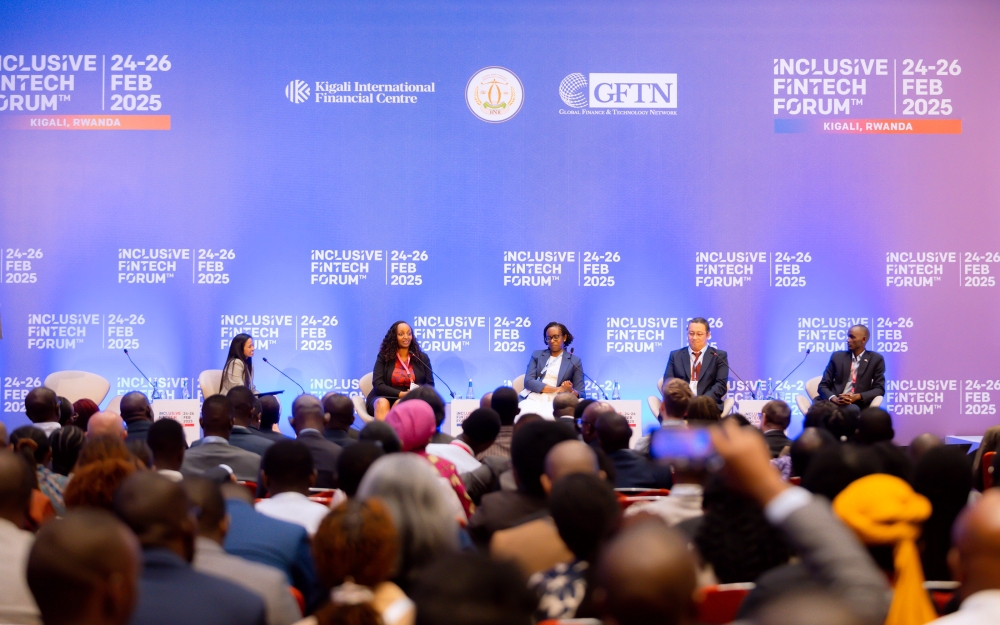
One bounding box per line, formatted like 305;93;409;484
384;399;474;522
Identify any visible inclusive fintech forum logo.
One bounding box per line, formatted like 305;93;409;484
558;72;677;112
466;67;524;123
285;80;311;104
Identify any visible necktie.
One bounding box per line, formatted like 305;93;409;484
692;351;702;382
848;357;859;394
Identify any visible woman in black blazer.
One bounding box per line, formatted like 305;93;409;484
366;320;434;420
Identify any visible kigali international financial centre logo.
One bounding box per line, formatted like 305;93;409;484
559;72;677;113
285;80;311;104
466;67;524;123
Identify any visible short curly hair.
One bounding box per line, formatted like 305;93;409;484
63;459;139;511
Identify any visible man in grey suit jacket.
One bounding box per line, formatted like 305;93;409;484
181;395;261;482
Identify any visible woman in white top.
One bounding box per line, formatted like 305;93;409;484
220;333;257;395
522;322;584;401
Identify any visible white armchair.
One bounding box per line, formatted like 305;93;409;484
350;372;375;422
44;371;110;404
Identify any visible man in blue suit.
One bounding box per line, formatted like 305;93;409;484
113;472;266;625
523;322;585;399
597;412;673;490
662;317;729;411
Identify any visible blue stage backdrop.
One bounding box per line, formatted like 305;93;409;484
1;0;998;442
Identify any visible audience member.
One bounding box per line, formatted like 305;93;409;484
662;377;694;423
552;392;578;418
25;387;62;436
823;404;859;442
529;473;621;621
146;418;187;482
336;441;385;498
753;592;863;625
289;394;342;488
75;434;133;467
11;425;68;515
398;385;453;444
321;392;358;447
908;433;943;464
386;399;474;520
309;499;415;625
591;520;698;625
256;440;333;536
573;398;596;422
760;400;792;457
113;472;267;625
205;386;274;456
913;446;973;581
971;425;1000;492
426;407;501;474
183;477;302;625
181;395;261;481
126;440;153;468
357;453;459;592
857;407;895;445
722;413;752;427
933;490;1000;624
64;447;141;512
87;411;127;439
257;395;289;442
597;412;672;489
467;420;577;547
72;398;101;432
686;395;722;425
121;392;154;443
0;449;41;624
27;509;140;625
359;420;402;453
580;401;616;447
801;443;881;503
803;399;840;429
479;391;493;409
57;396;76;427
219;482;321;611
480;386;519;458
49;424;85;476
409;553;536;625
790;427;836;478
626;436;708;528
0;421;7;446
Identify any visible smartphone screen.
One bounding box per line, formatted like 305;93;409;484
649;426;720;470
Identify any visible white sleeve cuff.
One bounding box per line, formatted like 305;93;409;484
764;486;812;525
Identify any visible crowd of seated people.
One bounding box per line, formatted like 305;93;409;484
1;383;999;625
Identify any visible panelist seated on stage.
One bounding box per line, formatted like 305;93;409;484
661;317;728;411
522;322;584;401
366;321;434;421
817;324;885;420
220;333;257;395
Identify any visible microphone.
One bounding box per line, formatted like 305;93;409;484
769;349;811;400
709;348;756;400
261;357;305;395
569;347;608;400
410;351;457;399
123;349;160;400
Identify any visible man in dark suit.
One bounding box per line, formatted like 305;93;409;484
321;392;358;448
597;413;673;490
225;387;273;456
113;472;266;625
253;395;289;443
122;391;154;444
180;395;261;482
662;317;729;411
289;394;342;488
817;325;885;421
761;400;792;458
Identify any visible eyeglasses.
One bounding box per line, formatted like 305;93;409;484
547;334;564;341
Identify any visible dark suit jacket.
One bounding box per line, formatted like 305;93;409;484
607;449;674;490
322;428;356;447
296;430;342;488
130;549;266;625
467;490;548;548
180;439;261;481
763;429;792;457
125;419;152;443
817;351;886;409
524;349;584;394
191;426;273;457
662;348;729;409
250;426;289;443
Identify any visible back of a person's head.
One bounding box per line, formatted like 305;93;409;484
550;473;621;561
119;392;151;423
762;400;791;430
181;476;226;536
790;427;836;478
913;445;973;580
58;397;75;426
226;386;257;421
398;385;446;427
822;406;858;442
64;457;140;512
25;387;59;423
337;441;385;497
510;420;578;498
11;425;50;467
410;553;536;625
552;392;579;416
76;435;132;468
259;395;281;429
491;386;520;426
201;394;233;434
322;392;356;430
262;440;314;491
662;378;694;420
113;471;192;551
857;408;895;444
72;398;101;431
358;420;401;454
803;399;839;429
593;520;698;625
146;418;186;469
356;454;458;577
50;425;86;476
801;444;881;501
695;474;791;583
27;509;140;625
596;412;632;453
461;408;502;446
573;398;596;422
0;449;34;521
721;413;751;428
686;396;721;424
313;499;398;602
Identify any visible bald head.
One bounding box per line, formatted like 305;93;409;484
542;440;600;495
581;401;616;444
291;394;324;433
114;472;195;561
88;411;127;439
950;489;1000;597
119;392;152;424
909;433;943;463
0;449;34;525
200;395;234;438
593;521;698;625
479;392;493;410
553;392;579;418
27;509;140;625
596;412;632;453
322;392;355;431
25;387;59;424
